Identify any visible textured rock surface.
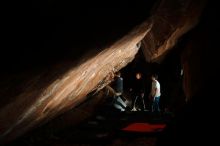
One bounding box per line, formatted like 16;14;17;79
0;21;150;143
141;0;206;62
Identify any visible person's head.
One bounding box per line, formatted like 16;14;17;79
136;72;142;80
151;74;158;80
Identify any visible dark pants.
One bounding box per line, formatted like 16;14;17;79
133;95;146;110
152;96;160;112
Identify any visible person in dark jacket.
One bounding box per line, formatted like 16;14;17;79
112;71;127;111
131;72;146;111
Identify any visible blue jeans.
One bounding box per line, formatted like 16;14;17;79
152;96;160;112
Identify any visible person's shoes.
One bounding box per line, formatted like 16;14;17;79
120;108;125;112
131;107;137;111
144;109;149;111
137;108;141;111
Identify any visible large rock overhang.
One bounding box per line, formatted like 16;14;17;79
141;0;206;63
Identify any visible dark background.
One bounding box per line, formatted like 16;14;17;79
1;0;156;72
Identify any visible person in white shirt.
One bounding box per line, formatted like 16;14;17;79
149;74;161;112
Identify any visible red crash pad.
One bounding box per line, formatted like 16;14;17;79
121;123;166;133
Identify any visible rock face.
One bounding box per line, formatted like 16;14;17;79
181;2;217;101
141;0;206;62
0;20;150;143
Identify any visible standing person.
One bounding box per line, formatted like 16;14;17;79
112;71;127;111
149;74;161;112
131;73;146;111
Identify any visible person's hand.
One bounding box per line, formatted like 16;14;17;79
152;97;155;101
